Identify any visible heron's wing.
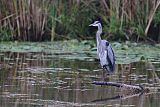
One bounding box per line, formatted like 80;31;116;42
106;43;115;66
107;45;115;65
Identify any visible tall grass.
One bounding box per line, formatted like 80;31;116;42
102;0;160;41
0;0;50;41
0;0;160;42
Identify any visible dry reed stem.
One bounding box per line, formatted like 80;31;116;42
0;0;160;41
145;0;160;36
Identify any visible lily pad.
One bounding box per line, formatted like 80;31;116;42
0;41;160;64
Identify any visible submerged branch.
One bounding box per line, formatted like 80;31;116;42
91;81;159;103
92;81;144;92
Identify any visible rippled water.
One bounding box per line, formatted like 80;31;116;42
0;52;160;107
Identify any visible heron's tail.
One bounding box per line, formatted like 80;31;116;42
103;64;114;73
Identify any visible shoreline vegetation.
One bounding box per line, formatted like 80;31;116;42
0;0;160;43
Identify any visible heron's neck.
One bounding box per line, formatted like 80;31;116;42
96;25;102;46
98;24;102;33
96;32;102;47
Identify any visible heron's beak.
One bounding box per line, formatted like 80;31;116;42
89;23;94;26
89;24;93;26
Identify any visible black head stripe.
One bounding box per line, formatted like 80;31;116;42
95;21;100;24
96;21;100;23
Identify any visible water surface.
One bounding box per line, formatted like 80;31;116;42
0;42;160;107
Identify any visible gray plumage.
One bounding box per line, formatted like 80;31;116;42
89;21;115;73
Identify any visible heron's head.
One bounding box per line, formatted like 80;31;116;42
89;21;101;27
89;21;102;32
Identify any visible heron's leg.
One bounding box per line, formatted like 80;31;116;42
98;65;105;81
102;68;110;81
101;69;105;81
100;69;105;87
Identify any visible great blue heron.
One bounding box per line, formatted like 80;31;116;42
89;21;115;73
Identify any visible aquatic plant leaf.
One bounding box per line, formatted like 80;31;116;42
0;41;159;64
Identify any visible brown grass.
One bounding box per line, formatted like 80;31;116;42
0;0;160;41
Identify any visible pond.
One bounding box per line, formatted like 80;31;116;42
0;41;160;107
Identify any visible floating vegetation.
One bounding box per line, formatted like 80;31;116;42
0;40;160;64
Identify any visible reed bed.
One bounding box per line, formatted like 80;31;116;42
0;0;160;42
